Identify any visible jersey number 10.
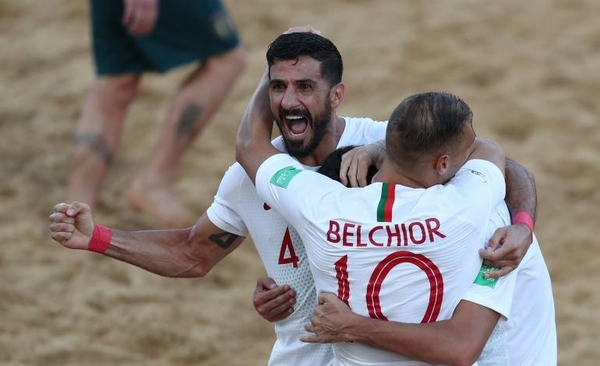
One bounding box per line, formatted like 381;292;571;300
335;251;444;322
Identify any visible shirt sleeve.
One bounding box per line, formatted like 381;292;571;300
255;153;344;232
444;159;506;225
462;264;519;319
206;162;249;236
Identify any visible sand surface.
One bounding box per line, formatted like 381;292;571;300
1;0;599;364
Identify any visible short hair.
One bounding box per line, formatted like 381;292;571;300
385;92;473;166
317;145;378;185
266;32;343;87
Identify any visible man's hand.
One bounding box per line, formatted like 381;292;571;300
479;223;533;278
123;0;159;36
339;141;384;187
283;25;321;35
301;292;355;344
253;277;296;322
49;201;95;250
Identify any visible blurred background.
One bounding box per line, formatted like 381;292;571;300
1;0;599;364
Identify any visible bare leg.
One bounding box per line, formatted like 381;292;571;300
68;74;141;208
126;46;247;227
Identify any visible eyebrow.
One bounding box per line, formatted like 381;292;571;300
269;77;317;85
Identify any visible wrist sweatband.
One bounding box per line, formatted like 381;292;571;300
88;224;112;253
512;211;534;233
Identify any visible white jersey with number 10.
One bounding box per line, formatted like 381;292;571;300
256;155;505;366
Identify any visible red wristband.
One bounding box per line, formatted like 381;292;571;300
512;211;534;233
88;224;112;253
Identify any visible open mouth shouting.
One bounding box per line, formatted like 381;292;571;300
281;110;311;142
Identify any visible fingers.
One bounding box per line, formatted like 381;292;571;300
484;265;514;279
300;323;318;343
486;227;506;251
253;281;296;322
65;201;89;217
479;246;519;278
340;148;373;187
255;276;277;291
49;212;76;245
318;291;339;304
122;0;159;36
479;245;516;266
284;25;321;35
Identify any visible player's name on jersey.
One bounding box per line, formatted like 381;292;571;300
325;218;447;248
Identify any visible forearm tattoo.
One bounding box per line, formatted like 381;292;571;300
176;103;203;139
73;132;113;164
209;231;240;250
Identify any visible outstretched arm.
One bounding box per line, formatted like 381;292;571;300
302;293;498;366
49;201;245;277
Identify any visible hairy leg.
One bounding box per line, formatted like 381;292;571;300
68;74;141;208
126;46;247;227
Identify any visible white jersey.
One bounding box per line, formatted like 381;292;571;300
255;155;505;366
207;117;387;366
466;204;557;365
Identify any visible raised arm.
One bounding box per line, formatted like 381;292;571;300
235;70;279;183
49;201;245;277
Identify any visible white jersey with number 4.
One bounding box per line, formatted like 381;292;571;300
207;117;387;366
255;155;505;366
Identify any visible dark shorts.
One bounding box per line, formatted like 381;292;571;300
90;0;241;75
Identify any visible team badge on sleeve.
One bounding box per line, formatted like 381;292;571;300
270;166;302;188
473;264;499;288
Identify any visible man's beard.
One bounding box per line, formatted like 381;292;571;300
279;102;332;158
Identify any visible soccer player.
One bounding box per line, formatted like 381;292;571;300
236;82;552;365
295;145;556;365
49;29;538;365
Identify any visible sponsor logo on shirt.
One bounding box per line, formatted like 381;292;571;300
467;169;488;183
270;166;302;188
473;264;499;288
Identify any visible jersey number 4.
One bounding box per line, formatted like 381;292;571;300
335;251;444;322
278;228;299;268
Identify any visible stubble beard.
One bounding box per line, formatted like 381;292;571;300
279;102;332;159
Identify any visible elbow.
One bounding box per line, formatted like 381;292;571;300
165;259;213;278
187;261;213;278
235;134;251;166
448;341;485;366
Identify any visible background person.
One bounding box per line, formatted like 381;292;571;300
68;0;247;227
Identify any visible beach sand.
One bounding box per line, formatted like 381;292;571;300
1;0;599;364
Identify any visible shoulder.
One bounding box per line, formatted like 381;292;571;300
457;159;504;184
339;117;388;145
342;116;388;127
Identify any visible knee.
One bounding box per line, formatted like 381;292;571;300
225;46;249;73
93;74;141;111
208;46;248;77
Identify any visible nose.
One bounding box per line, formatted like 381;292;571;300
281;87;300;110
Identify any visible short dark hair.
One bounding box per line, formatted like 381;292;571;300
266;32;343;87
385;92;473;166
317;145;378;185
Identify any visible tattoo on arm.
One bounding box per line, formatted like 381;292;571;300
73;132;113;164
176;104;203;139
209;231;240;250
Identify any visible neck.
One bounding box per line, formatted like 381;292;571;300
297;115;346;166
374;158;439;188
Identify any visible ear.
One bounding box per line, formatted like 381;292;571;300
435;154;450;176
329;82;345;109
